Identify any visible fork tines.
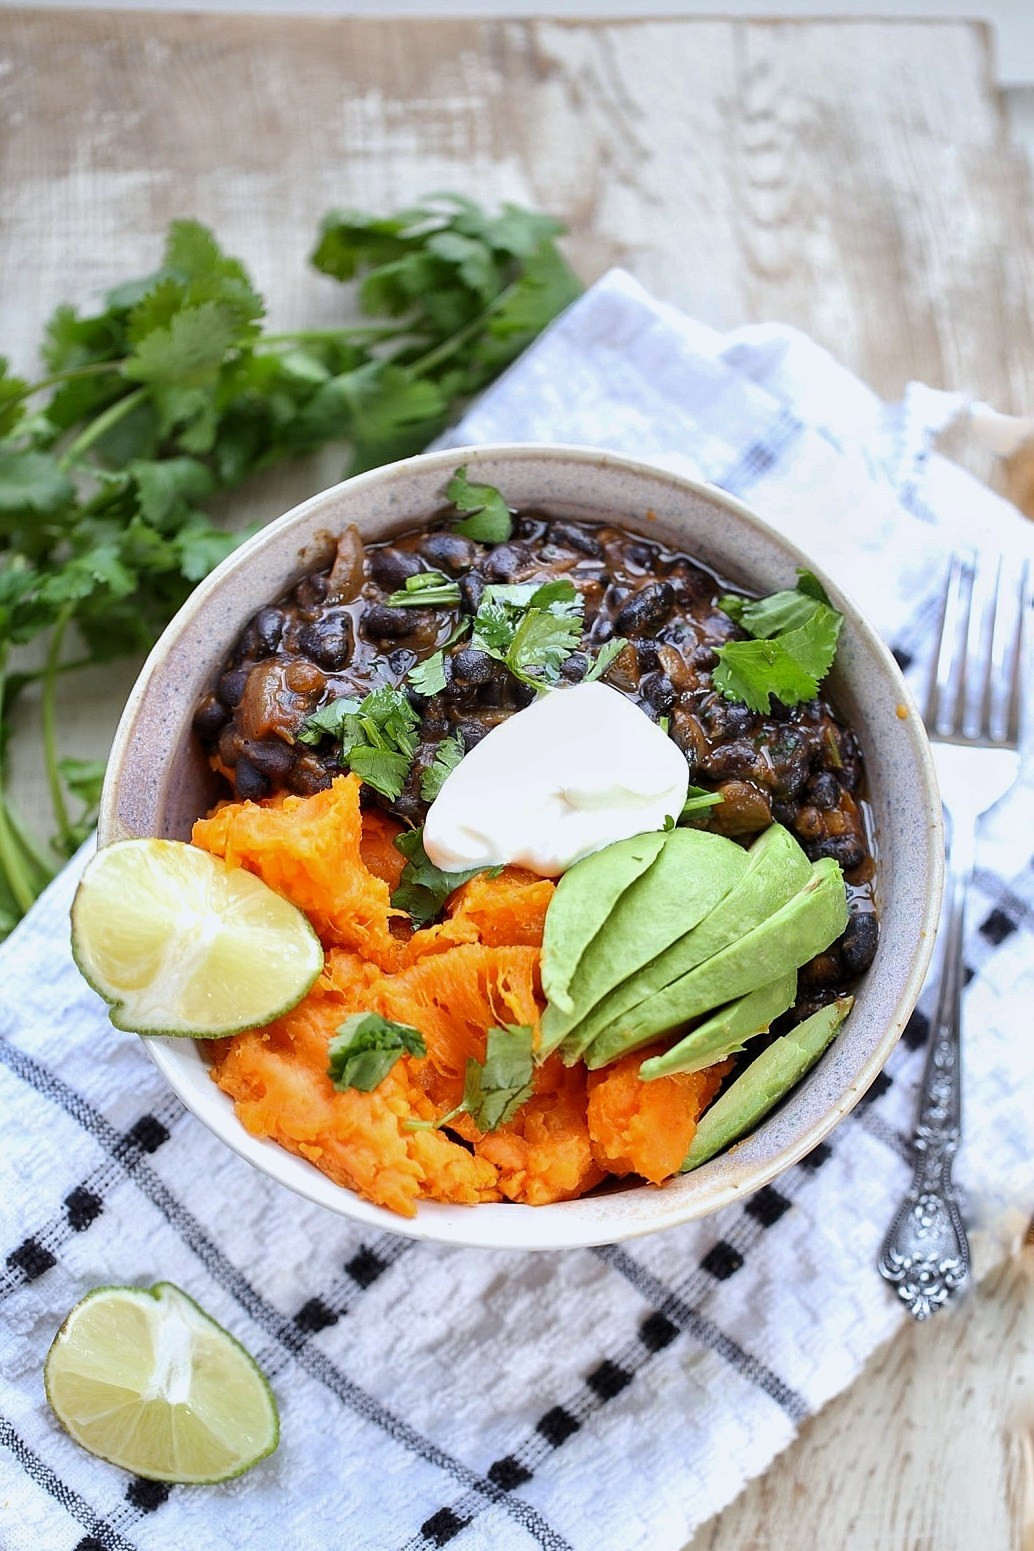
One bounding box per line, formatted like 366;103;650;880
927;550;1030;747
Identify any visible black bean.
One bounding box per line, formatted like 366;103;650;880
458;720;489;751
242;739;295;779
515;515;546;543
363;604;421;640
769;735;811;801
193;693;228;741
560;652;589;682
419;532;477;573
484;543;532;581
626;541;657;568
807;771;841;810
640;671;676;714
671;565;715;604
840;912;880;974
616;581;674;636
289;761;333;797
294;573;329;612
772;801;797;828
550;522;603;558
460;572;486;613
387;648;416;677
592;617;615;644
703;699;755;740
235;757;270;801
251;606;285;657
512;681;537;709
452;648;495;685
700;739;759;780
297;613;354;671
368;546;423;591
808;834;866;871
217;667;249;709
634;641;659;672
391;789;424;826
420;699;450;736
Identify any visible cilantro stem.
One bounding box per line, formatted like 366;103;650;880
59;386;148;468
0;649;43;919
13;359;128;404
41;606;75;850
407;279;522;379
257;327;406;346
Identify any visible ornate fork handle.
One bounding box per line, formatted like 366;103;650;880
878;822;972;1319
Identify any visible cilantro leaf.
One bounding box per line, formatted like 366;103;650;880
449;1024;536;1132
714;572;843;712
445;466;513;543
471;579;584;692
328;1012;426;1092
387;569;461;608
420;734;464;802
0;451;75;518
298;684;419;800
407;650;448;696
391;827;500;927
123;300;243;387
714;611;842;713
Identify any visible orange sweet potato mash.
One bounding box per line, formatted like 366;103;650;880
194;774;718;1217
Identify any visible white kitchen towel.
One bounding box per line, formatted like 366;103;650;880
2;270;1032;1551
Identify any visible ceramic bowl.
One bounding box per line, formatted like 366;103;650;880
99;444;943;1250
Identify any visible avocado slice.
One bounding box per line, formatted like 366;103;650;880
584;856;848;1068
560;822;810;1064
637;971;798;1081
539;827;748;1058
540;830;666;1017
680;996;854;1171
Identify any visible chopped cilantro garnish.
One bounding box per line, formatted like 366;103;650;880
391;826;501;927
714;569;843;713
420;734;465;802
471;577;583;692
445;466;513;543
440;1024;536;1132
583;635;628;683
680;785;725;819
298;683;419;800
328;1013;426;1092
407;650;448;696
386;569;461;608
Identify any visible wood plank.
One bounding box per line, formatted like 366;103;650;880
0;13;1031;1551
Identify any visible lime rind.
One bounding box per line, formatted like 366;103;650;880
70;839;324;1038
44;1282;279;1484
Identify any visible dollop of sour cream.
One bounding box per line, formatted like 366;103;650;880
423;682;690;877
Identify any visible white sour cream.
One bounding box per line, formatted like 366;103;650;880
423;682;690;877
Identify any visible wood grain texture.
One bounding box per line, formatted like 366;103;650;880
0;12;1031;1550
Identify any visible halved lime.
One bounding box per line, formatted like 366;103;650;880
71;838;323;1037
44;1282;279;1483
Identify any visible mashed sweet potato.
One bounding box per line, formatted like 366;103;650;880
200;776;721;1216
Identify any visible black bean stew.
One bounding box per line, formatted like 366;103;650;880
194;511;879;1018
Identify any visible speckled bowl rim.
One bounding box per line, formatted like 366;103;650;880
100;444;943;1250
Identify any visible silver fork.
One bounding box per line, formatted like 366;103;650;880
878;549;1030;1320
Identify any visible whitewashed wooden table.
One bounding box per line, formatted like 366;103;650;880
1;12;1032;1548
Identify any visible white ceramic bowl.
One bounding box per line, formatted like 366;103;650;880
99;444;943;1249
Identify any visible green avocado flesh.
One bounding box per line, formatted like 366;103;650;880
539;828;748;1060
584;855;848;1069
637;971;798;1081
680;995;854;1171
539;831;665;1018
559;822;811;1064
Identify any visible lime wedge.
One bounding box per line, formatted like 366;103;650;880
71;838;323;1037
44;1282;279;1483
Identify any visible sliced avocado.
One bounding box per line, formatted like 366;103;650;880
561;822;810;1064
584;856;848;1068
680;996;854;1171
540;830;666;1017
539;827;747;1058
638;971;797;1082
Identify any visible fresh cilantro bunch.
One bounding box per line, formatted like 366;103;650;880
0;199;580;939
713;570;844;713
